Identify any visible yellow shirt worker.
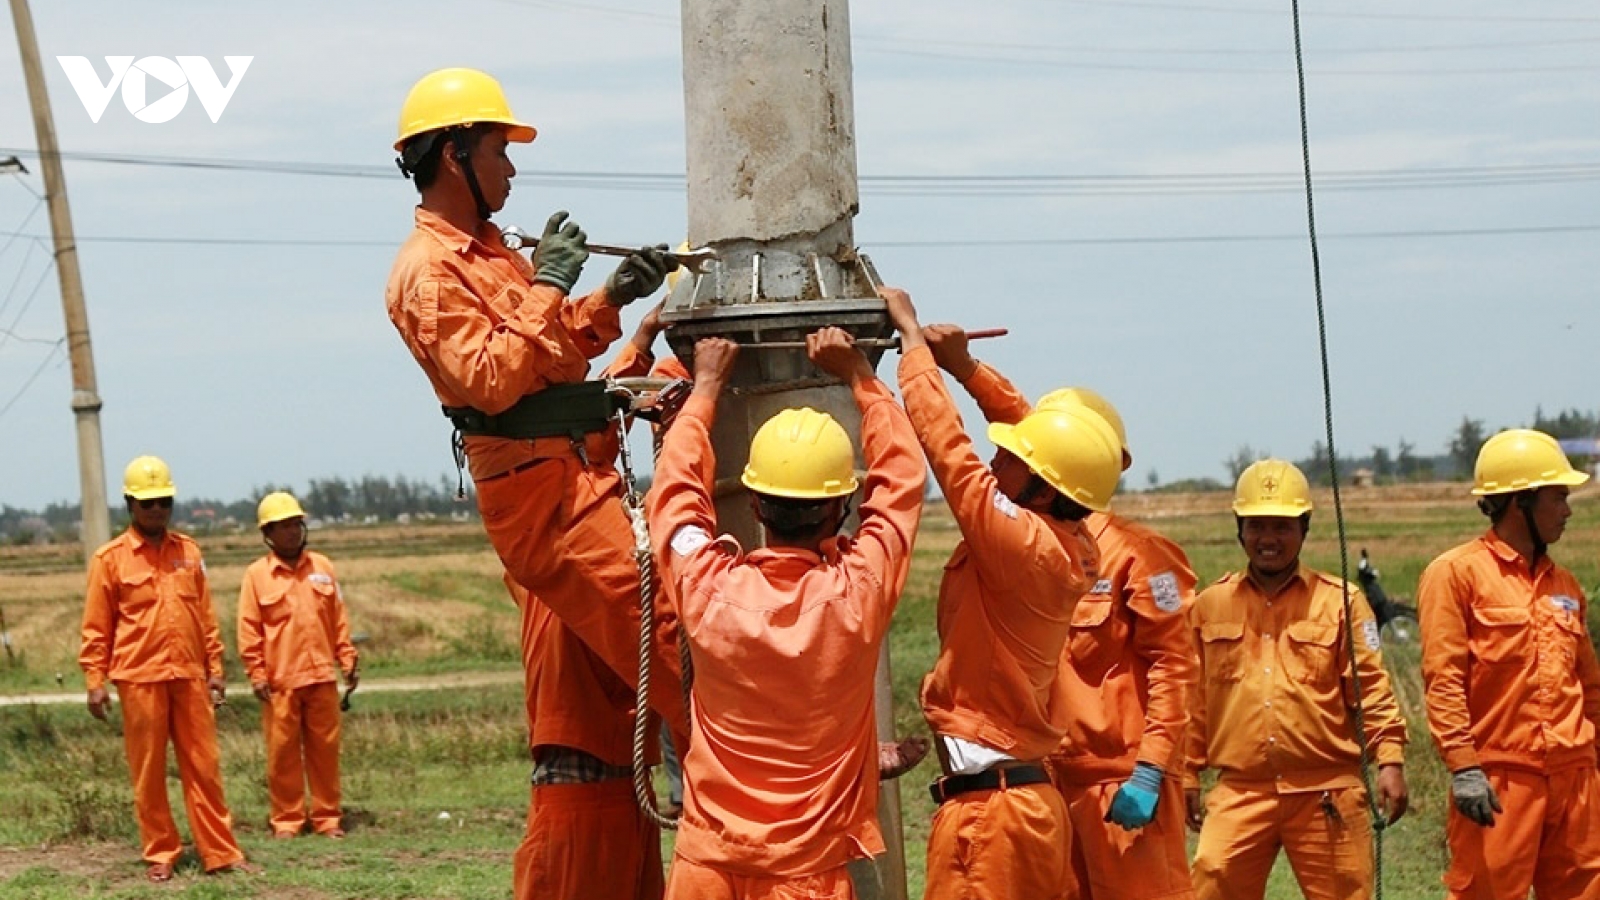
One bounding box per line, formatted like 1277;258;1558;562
1185;459;1408;900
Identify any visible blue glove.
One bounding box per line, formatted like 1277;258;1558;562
1106;762;1164;830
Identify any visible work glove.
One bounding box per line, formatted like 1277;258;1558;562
605;244;678;307
1451;767;1502;826
531;211;589;293
1106;762;1164;830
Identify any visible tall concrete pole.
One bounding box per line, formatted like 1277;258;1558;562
11;0;111;556
671;2;907;897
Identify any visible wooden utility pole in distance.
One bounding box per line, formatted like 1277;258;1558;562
10;0;111;556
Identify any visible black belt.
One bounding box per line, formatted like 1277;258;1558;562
929;764;1052;805
443;381;621;440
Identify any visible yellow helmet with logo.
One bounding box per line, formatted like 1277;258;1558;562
257;491;307;528
122;455;175;500
742;407;859;499
1471;428;1589;496
395;68;536;151
987;405;1122;512
1233;459;1313;517
1036;386;1131;470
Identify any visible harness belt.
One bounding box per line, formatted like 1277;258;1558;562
928;763;1052;805
443;381;621;440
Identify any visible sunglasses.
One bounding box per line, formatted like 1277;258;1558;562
136;497;174;510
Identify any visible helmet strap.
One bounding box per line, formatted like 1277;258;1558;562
1516;491;1546;568
451;136;493;221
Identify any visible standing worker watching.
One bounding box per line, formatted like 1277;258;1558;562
384;67;689;745
79;456;255;883
892;292;1124;900
1418;429;1600;900
1184;459;1408;900
647;324;924;900
1032;387;1200;900
237;491;359;840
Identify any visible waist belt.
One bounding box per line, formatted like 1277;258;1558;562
444;381;621;440
929;764;1052;805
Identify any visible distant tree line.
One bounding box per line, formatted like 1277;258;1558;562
1;474;476;545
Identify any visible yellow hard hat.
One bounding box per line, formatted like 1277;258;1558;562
257;491;307;528
664;241;692;294
395;68;536;151
122;455;175;500
1233;459;1314;517
1471;428;1589;496
1036;386;1132;470
987;406;1122;512
742;407;859;499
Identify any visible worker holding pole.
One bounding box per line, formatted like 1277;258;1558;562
383;68;689;752
647;321;923;900
890;290;1123;900
236;491;359;840
1418;429;1600;900
1184;459;1408;900
79;456;255;883
1028;387;1199;900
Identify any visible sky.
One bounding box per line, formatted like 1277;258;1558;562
1;0;1598;511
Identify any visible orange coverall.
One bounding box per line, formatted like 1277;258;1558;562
1418;530;1600;900
899;349;1100;900
506;576;664;900
79;527;245;871
386;208;687;747
1185;567;1407;900
237;549;358;836
647;374;924;899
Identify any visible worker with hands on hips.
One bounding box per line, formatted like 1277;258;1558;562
647;322;924;900
1418;429;1600;900
1184;459;1407;900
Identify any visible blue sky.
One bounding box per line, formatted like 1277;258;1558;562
2;0;1598;509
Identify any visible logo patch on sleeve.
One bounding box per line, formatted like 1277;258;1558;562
1090;579;1113;595
1552;595;1580;615
991;491;1019;519
670;525;712;558
309;573;334;586
1149;572;1183;613
1362;619;1381;651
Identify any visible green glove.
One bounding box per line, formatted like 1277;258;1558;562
605;244;679;307
531;211;588;293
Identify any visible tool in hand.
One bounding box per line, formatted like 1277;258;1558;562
741;327;1009;351
340;685;356;712
500;226;718;275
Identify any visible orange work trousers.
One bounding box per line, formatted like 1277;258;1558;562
263;681;342;836
665;855;855;900
478;456;688;746
1442;765;1600;900
513;778;663;900
1057;777;1195;900
1191;781;1372;900
115;679;244;870
924;780;1070;900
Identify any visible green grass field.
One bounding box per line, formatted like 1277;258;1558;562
3;483;1599;898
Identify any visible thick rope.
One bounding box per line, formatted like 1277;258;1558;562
1289;3;1384;896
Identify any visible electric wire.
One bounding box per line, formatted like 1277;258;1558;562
0;341;64;422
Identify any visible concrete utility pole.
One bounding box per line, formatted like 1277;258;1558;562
10;0;111;556
668;2;907;897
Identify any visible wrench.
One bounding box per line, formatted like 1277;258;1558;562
501;226;718;275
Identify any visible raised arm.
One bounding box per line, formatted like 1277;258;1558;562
923;324;1030;426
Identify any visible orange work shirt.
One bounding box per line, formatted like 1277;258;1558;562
647;375;924;876
385;207;624;481
80;528;223;691
1418;530;1600;775
1050;512;1199;782
899;347;1100;763
236;550;358;693
1185;566;1407;793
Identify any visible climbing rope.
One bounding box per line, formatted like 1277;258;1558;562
1288;3;1385;896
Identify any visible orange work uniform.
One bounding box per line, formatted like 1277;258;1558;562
237;549;358;836
1047;512;1199;900
79;527;245;871
1185;567;1407;900
647;374;924;899
899;350;1100;900
506;576;664;900
1418;530;1600;899
386;207;687;746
